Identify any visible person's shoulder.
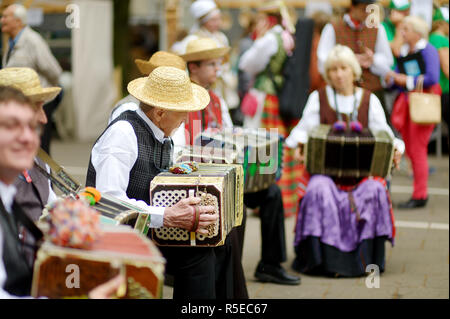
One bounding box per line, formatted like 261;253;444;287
429;33;449;48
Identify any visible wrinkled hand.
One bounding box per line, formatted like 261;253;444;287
294;144;305;164
164;197;218;235
88;274;126;299
393;149;402;170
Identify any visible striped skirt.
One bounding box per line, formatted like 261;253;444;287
261;94;303;217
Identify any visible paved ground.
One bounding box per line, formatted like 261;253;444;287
51;140;449;299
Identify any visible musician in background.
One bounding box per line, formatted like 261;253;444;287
0;67;60;223
285;45;404;277
108;51;187;124
385;16;441;209
317;0;394;117
85;66;220;299
177;37;300;290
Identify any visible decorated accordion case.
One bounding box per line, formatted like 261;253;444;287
150;163;244;247
31;225;166;299
305;124;394;178
181;127;283;193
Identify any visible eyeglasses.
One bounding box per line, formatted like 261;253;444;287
0;119;43;136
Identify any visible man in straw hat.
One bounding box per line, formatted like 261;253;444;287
0;85;43;296
177;37;243;298
1;4;63;155
108;51;187;124
0;85;126;299
180;37;300;288
86;66;221;299
0;67;61;223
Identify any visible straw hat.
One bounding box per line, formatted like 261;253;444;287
180;37;230;62
127;66;210;112
135;51;186;75
0;67;61;103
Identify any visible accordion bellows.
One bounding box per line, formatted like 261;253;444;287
177;128;282;193
31;226;165;299
150;163;244;247
305;125;394;178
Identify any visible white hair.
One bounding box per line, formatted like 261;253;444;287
402;15;430;39
323;45;362;85
11;4;27;25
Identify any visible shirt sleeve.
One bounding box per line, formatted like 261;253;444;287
370;26;394;78
285;91;321;148
90;121;165;228
239;31;279;76
367;93;405;153
218;97;233;129
316;23;336;76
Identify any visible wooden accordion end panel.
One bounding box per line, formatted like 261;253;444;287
150;163;244;247
191;128;283;193
31;226;165;299
305;124;394;178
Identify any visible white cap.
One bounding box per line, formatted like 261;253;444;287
190;0;217;20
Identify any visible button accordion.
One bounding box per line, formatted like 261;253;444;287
149;163;244;247
176;127;283;193
305;124;394;178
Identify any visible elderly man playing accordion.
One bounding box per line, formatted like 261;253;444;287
85;66;220;299
285;45;404;277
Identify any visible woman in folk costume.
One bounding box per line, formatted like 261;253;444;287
172;0;240;114
285;45;404;277
238;0;300;217
385;16;441;209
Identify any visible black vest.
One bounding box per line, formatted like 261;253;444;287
0;200;39;296
86;110;172;205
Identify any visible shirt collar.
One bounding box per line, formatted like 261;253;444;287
399;38;427;56
135;107;167;144
344;14;364;30
8;27;25;49
0;181;17;214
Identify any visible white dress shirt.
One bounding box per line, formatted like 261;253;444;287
0;181;17;215
285;85;405;154
239;25;282;77
317;14;394;79
91;108;166;228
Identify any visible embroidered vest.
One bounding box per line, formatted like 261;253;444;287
318;87;371;128
86;111;172;205
332;21;382;92
185;90;223;145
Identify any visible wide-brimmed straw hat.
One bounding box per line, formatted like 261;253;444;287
135;51;186;75
180;37;230;62
0;67;61;103
127;66;210;112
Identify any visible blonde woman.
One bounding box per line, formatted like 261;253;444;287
386;15;441;209
285;45;404;277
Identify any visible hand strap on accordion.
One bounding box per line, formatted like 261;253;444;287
191;205;200;232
